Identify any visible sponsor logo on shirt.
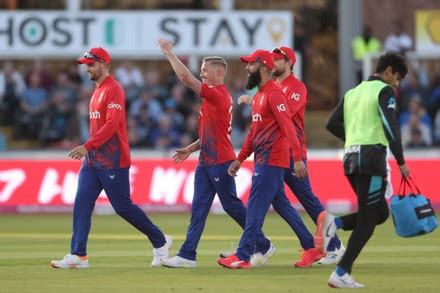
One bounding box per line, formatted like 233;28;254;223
290;92;300;101
89;111;101;119
276;104;286;112
252;113;262;122
108;103;122;110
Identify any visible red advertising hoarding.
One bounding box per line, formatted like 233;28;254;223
0;159;439;213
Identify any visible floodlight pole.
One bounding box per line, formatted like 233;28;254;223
338;0;362;98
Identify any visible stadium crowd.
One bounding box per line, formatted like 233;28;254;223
0;58;439;150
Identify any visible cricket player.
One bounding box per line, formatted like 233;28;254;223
218;49;317;269
157;39;275;268
238;46;344;266
51;47;171;269
322;51;409;288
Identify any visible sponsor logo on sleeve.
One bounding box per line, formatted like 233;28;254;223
276;104;286;112
290;92;300;101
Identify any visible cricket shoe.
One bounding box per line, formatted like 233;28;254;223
322;212;337;253
327;271;364;288
217;254;251;269
151;234;173;267
50;254;90;269
161;255;197;268
294;247;325;267
250;243;277;267
318;244;346;265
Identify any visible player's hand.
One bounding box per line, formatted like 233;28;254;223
237;95;253;105
68;145;88;160
399;163;410;177
293;160;308;180
157;38;173;55
172;147;191;164
228;160;241;177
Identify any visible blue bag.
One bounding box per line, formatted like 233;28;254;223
390;176;438;237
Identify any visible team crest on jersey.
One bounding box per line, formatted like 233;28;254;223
388;97;396;109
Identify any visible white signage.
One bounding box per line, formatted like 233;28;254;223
0;11;292;58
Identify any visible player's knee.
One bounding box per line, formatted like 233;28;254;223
377;205;390;225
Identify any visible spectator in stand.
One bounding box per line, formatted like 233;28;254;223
167;83;193;119
429;73;440;145
41;90;75;146
144;68;168;100
134;104;155;146
115;61;144;103
129;88;163;122
16;72;49;139
399;95;432;128
76;86;92;143
25;60;53;91
163;98;185;132
149;114;180;149
0;61;26;125
384;21;413;55
351;25;381;83
50;71;78;107
401;113;432;148
399;71;429;111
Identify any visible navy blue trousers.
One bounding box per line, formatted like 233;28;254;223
178;161;270;261
237;165;314;261
71;164;166;256
283;159;341;251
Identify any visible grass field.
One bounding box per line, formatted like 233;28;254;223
0;213;439;292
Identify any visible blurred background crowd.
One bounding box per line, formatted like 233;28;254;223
0;0;439;151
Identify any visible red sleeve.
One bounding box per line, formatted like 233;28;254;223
83;86;125;151
200;83;223;103
268;90;302;162
237;128;253;163
287;83;308;116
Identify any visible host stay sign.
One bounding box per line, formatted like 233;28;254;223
0;11;292;58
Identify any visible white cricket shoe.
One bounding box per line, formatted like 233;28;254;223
151;234;173;267
250;243;277;267
161;255;197;268
323;213;337;253
318;244;346;265
327;271;365;288
50;254;90;269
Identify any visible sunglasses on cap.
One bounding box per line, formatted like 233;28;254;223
273;48;290;61
83;51;105;62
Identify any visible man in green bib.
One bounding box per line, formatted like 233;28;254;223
321;52;410;288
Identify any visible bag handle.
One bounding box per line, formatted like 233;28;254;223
397;176;407;196
404;176;421;195
398;176;421;196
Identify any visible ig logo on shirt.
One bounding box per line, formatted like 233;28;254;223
276;104;286;112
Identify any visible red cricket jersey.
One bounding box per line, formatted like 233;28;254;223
198;83;236;166
83;76;131;169
277;74;308;160
237;80;301;168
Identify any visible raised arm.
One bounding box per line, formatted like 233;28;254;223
157;38;201;95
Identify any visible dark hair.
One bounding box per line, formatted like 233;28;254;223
375;51;408;79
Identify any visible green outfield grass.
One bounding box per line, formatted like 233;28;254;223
0;213;439;292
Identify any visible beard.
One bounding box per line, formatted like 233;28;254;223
272;67;286;77
245;68;262;89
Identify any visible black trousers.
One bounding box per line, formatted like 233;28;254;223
338;173;389;273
